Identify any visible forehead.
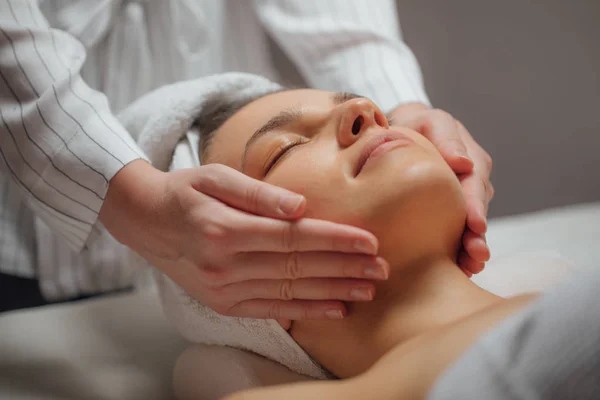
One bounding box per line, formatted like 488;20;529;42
205;89;332;170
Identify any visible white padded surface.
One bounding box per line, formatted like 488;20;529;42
0;202;598;400
485;202;600;272
0;290;188;400
471;202;600;298
173;344;312;400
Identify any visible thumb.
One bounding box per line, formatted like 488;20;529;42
422;124;473;174
192;164;306;219
434;136;474;174
404;115;474;174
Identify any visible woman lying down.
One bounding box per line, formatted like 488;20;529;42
153;76;599;399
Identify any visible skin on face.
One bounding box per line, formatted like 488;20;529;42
205;89;466;240
203;89;482;379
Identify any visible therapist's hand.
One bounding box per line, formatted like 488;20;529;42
100;160;388;322
388;103;494;276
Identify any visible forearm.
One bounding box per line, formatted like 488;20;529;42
0;0;146;250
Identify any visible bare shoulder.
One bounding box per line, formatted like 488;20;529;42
355;293;540;400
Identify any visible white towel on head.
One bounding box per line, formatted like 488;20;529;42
117;72;330;380
118;72;281;171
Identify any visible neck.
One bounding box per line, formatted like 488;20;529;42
289;201;502;378
340;242;501;376
289;247;501;379
362;196;501;345
360;254;499;344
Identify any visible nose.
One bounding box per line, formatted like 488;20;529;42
336;98;388;148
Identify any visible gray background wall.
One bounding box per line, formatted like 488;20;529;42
272;0;600;217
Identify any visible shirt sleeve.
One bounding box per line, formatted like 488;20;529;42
253;0;431;112
0;0;147;251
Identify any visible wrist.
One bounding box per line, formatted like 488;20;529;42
99;159;166;240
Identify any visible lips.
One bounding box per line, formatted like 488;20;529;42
355;132;414;176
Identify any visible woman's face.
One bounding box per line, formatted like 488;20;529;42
205;89;465;236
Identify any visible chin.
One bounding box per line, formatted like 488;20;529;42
361;158;467;241
369;154;462;203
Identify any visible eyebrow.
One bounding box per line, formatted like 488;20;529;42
241;92;364;170
331;91;362;105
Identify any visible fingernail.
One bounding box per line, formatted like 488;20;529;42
475;202;487;229
484;243;491;259
454;149;471;160
278;194;304;215
364;257;389;280
459;155;474;167
481;214;488;232
325;309;345;319
354;239;377;255
350;287;373;301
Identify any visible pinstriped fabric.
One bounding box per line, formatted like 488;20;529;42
254;0;430;110
0;0;145;251
0;177;36;277
0;0;429;302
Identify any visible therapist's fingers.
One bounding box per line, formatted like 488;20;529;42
462;230;490;263
388;104;474;174
418;115;474;174
457;121;493;223
193;163;307;219
226;299;348;321
226;215;379;254
461;266;473;278
220;253;389;285
219;278;376;304
461;173;488;235
487;181;496;207
458;251;485;276
459;229;489;276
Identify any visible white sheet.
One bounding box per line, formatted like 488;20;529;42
0;290;188;400
485;202;600;272
1;202;598;400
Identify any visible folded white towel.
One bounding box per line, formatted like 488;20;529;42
119;72;281;171
117;73;330;380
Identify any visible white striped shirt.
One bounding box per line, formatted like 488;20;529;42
0;0;429;301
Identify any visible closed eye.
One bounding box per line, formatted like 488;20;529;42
264;138;305;175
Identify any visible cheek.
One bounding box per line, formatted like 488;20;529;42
264;148;357;224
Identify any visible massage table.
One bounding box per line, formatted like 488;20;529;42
1;202;599;400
